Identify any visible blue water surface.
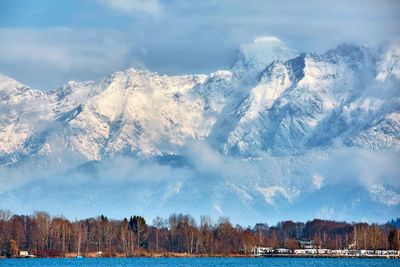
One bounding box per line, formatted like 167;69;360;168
0;257;399;266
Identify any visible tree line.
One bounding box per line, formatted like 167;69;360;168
0;209;399;257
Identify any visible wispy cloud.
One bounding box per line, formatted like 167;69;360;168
0;28;138;89
96;0;162;16
312;174;323;190
256;186;300;205
1;0;399;90
369;184;400;206
256;186;290;205
214;205;223;215
316;206;335;220
1;142;399;224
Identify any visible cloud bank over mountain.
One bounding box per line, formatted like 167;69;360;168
0;0;399;90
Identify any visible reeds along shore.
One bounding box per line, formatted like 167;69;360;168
0;209;399;258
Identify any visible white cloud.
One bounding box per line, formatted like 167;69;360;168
228;183;254;202
352;198;360;208
253;36;280;44
256;186;290;205
369;184;400;206
96;0;162;16
315;148;400;190
0;28;129;70
316;206;335;220
1;0;400;91
312;174;323;189
162;181;183;203
0;28;137;89
214;205;223;215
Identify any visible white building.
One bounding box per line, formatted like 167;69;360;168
277;248;291;254
19;251;29;257
331;249;349;255
294;249;307;254
252;246;274;255
306;249;318;254
299;240;313;249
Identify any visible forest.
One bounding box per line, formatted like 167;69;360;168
0;209;399;257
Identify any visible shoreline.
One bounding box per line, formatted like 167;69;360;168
256;254;400;259
2;254;399;259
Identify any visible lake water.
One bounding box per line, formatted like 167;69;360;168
0;257;399;266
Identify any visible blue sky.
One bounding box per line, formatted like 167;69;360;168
0;0;400;90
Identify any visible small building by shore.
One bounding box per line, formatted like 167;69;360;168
19;251;29;257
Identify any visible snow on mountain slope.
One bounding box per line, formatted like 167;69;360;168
0;75;52;159
61;69;213;160
376;43;400;81
0;38;399;163
0;67;236;164
1;40;399;164
216;44;400;156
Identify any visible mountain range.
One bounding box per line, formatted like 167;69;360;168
0;37;399;224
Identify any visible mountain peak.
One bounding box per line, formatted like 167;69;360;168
232;36;298;77
253;36;281;44
0;73;25;91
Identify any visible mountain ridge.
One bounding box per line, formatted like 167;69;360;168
1;40;399;164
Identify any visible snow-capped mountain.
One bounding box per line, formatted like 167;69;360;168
0;38;399;224
1;39;398;164
219;44;400;156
